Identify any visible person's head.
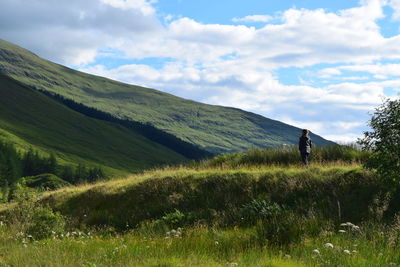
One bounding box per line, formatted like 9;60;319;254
302;129;309;136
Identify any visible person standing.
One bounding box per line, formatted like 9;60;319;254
299;129;312;166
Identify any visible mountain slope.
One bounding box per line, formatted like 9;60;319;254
0;74;186;175
0;39;334;152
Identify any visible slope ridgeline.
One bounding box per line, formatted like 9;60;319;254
0;39;334;153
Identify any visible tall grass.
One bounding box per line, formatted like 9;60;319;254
201;145;370;168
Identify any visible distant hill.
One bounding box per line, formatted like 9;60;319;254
0;74;188;176
0;39;334;153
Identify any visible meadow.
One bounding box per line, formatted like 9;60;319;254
0;146;399;267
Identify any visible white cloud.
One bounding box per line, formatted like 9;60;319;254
0;0;160;65
232;15;273;23
100;0;155;15
389;0;400;20
4;0;400;141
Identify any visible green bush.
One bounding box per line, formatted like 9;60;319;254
26;206;65;240
155;209;193;229
240;199;283;225
21;173;71;190
359;98;400;187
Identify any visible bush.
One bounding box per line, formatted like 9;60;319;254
5;188;65;239
21;173;70;190
155;209;193;229
359;98;400;187
240;199;283;225
26;206;65;240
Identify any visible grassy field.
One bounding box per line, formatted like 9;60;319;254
0;146;398;266
1;222;399;267
0;74;187;176
0;163;399;266
0;39;333;153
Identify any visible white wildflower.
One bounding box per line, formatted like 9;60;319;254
389;262;397;267
343;249;351;255
284;254;291;259
352;250;357;254
338;230;346;233
324;243;334;248
215;241;219;245
312;249;320;254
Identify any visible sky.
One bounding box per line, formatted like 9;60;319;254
1;0;400;142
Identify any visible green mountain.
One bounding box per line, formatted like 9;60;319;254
0;74;187;176
0;39;333;153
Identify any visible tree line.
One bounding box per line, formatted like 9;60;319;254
0;141;106;189
37;89;213;160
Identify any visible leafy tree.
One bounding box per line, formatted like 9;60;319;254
358;98;400;186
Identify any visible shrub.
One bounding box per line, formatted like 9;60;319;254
157;209;191;229
359;98;400;187
26;205;65;240
240;199;283;225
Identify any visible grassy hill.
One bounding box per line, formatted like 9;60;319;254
1;147;399;266
0;74;187;176
0;39;334;153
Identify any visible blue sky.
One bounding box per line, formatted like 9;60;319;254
1;0;400;142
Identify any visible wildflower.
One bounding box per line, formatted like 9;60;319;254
352;250;357;254
338;230;346;233
343;250;351;255
312;249;320;254
324;243;334;248
215;241;219;245
23;244;28;248
389;262;397;267
284;254;291;259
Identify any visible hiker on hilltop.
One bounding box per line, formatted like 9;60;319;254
299;129;312;166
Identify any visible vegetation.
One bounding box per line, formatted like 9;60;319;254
201;144;369;168
39;89;211;160
0;143;398;266
0;162;398;266
0;39;333;153
1;39;399;266
0;141;108;201
0;74;188;176
359;98;400;187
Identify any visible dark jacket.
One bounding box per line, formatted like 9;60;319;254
299;134;312;153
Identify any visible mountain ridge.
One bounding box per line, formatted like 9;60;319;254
0;39;334;152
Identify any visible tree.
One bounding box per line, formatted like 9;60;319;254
358;98;400;186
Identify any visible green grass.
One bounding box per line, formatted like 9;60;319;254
0;222;398;266
0;39;334;153
0;74;186;176
1;159;398;266
200;145;370;168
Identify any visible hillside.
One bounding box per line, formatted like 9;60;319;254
0;39;334;153
0;74;187;175
1;148;398;266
